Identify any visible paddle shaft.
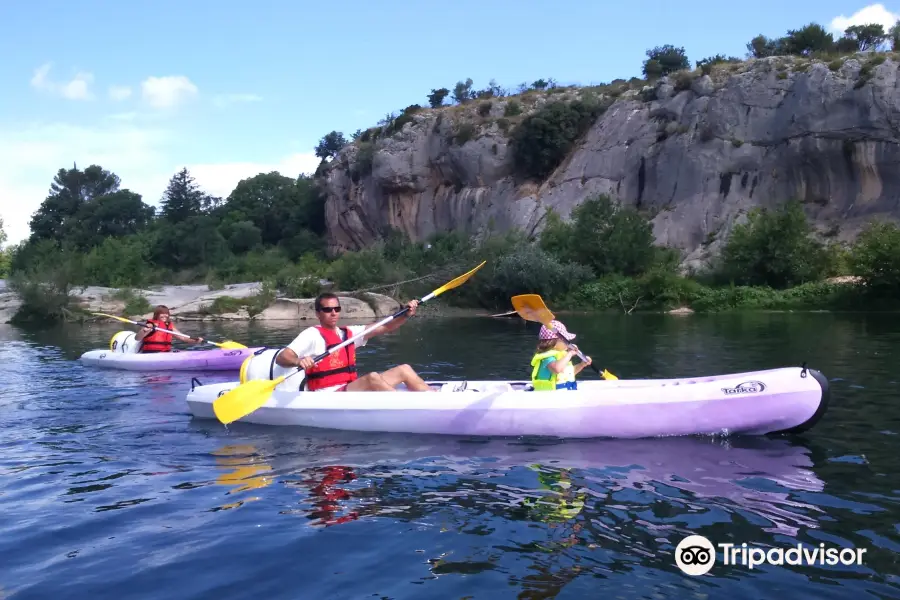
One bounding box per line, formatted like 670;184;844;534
278;301;424;386
553;330;602;375
98;313;200;343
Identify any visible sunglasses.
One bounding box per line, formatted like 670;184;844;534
318;306;341;313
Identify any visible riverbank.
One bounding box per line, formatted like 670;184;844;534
3;273;892;326
0;279;505;324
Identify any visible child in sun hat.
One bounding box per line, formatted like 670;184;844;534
530;319;592;391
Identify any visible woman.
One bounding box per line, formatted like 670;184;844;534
135;305;204;353
530;320;592;391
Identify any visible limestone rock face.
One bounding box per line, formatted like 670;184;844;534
319;56;900;269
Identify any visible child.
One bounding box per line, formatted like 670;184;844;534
530;320;592;391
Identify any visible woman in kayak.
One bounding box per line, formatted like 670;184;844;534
530;320;592;391
135;305;204;353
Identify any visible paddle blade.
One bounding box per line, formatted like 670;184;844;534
601;369;618;380
431;261;486;297
510;294;555;328
212;377;284;425
215;340;248;350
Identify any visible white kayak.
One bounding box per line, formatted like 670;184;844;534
184;365;830;439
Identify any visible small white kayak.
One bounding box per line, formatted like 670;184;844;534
184;365;830;439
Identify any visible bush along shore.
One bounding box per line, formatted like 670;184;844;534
3;19;900;322
3;188;900;324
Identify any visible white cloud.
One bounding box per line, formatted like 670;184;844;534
30;63;94;101
830;3;900;33
213;93;263;108
186;153;320;199
140;75;199;109
108;85;133;101
0;119;319;247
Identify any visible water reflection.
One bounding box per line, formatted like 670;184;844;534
2;315;899;598
211;444;273;511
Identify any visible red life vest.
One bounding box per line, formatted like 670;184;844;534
303;326;357;390
140;318;173;353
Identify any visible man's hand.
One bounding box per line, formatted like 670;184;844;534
194;337;205;344
406;299;419;316
297;355;316;371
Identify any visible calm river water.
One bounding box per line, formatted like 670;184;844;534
0;312;898;599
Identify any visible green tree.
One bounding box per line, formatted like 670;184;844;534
315;131;348;160
0;217;9;277
718;201;830;288
452;78;474;104
225;220;263;253
159;168;207;224
746;34;783;58
782;23;834;56
220;172;325;250
28;164;120;242
540;195;657;277
842;23;888;51
890;21;900;50
849;221;900;295
427;88;449;108
70;190;155;249
642;45;690;78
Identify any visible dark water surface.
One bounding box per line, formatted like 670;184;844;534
1;312;899;599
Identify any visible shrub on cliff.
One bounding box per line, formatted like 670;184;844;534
642;45;690;78
315;131;348;160
716;201;831;289
540;195;657;277
849;221;900;296
510;99;608;181
427;88;449;108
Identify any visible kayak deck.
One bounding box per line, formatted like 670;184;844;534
79;347;264;371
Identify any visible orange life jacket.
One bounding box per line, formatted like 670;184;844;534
141;318;173;353
303;326;357;390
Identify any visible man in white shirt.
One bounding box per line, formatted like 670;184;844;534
274;292;435;392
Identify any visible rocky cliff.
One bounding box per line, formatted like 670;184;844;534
318;54;900;269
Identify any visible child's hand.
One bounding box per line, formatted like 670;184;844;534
583;355;592;365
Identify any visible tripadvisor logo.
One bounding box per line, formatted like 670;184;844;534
674;534;867;576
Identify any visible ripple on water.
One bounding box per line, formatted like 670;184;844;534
1;316;900;598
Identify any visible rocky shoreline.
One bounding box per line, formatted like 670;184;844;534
0;280;413;324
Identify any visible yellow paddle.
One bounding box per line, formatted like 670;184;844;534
212;260;488;425
91;312;248;350
510;294;618;380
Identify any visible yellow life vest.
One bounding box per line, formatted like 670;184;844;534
530;349;577;391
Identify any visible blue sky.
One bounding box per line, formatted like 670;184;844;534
0;1;897;245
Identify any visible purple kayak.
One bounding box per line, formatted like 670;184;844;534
185;365;830;438
79;330;263;371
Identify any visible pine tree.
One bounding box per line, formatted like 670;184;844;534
159;168;206;223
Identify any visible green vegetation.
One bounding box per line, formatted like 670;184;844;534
5;163;327;322
310;17;900;192
7;17;900;323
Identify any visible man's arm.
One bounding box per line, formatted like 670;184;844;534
275;329;317;370
364;300;418;341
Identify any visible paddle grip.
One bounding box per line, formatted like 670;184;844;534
554;331;601;375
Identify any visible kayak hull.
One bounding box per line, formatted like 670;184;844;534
185;366;830;438
80;347;265;371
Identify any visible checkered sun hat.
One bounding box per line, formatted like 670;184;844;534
539;319;575;341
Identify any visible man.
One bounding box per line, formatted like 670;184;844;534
275;292;435;392
135;305;204;353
